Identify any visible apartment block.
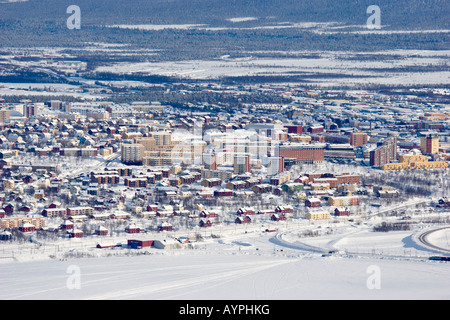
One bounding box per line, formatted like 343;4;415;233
234;154;251;174
370;136;397;167
420;133;439;155
121;143;143;165
278;143;325;163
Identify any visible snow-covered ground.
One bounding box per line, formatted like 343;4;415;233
1;250;448;300
93;49;450;87
0;215;449;300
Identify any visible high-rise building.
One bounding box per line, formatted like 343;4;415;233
267;157;284;176
370;136;397;167
46;100;63;110
140;137;157;152
24;104;37;118
350;132;369;147
234;154;251;174
203;152;217;170
0;110;10;124
420;133;439;155
121;143;143;165
151;131;172;146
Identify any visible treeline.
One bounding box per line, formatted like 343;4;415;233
373;222;412;232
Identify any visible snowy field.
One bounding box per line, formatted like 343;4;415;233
94;49;450;87
0;216;449;300
1;250;448;300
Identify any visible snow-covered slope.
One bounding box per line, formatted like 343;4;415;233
0;250;448;300
0;222;449;300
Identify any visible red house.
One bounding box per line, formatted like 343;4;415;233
48;202;62;209
95;226;108;236
334;208;351;216
61;220;74;230
275;206;294;214
199;210;218;218
271;213;287;221
22;175;33;184
158;222;173;231
305;198;321;208
273;188;283;196
19;223;35;233
3;204;14;215
19;206;31;213
236;207;255;216
199;219;213;228
69;229;84;238
235;216;251;224
214;190;233;197
125;224;141;234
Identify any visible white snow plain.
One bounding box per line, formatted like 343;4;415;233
0;219;449;300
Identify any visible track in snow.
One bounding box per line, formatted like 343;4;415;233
417;227;450;254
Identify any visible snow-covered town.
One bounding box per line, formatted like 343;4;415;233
0;86;449;299
0;0;449;303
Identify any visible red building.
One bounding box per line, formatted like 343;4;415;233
334;208;351;216
285;125;303;134
235;216;252;224
95;226;108;236
370;136;397;167
125;225;141;234
69;229;84;238
19;223;35;233
275;206;294;214
199;210;218;218
61;220;74;230
147;204;158;212
305;198;321;208
307;125;324;134
124;178;148;188
128;239;153;249
271;213;287;221
158;222;173;231
336;174;360;185
350;132;369;147
214;190;233;197
279;144;325;163
237;207;256;216
199;219;213;228
3;204;14;215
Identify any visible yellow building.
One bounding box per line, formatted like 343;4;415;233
328;196;360;207
1;216;45;229
3;180;15;189
288;134;312;143
99;147;114;156
305;211;330;220
310;183;330;191
34;189;45;200
382;154;448;170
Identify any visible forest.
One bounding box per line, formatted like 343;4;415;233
1;0;448;59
